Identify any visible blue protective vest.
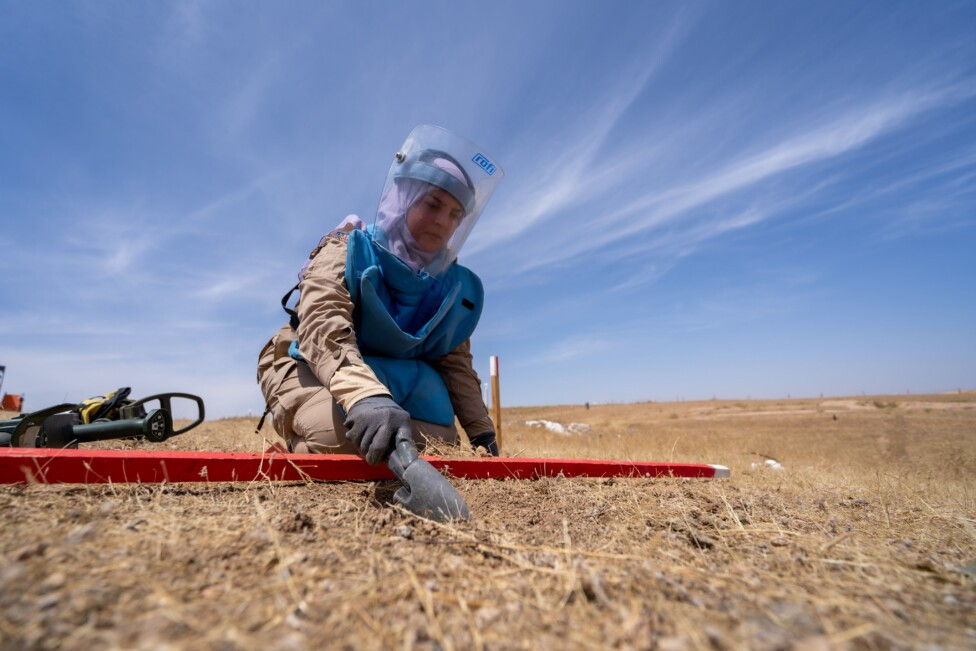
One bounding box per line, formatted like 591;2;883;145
324;228;483;425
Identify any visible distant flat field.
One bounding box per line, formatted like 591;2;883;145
2;393;974;649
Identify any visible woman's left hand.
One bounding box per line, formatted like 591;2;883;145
469;431;499;457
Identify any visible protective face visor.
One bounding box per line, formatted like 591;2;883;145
373;124;504;277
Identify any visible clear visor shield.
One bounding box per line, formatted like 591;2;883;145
372;124;504;277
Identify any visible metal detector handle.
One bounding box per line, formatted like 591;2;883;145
0;416;23;446
30;409;172;448
71;409;173;444
121;393;205;435
5;404;77;447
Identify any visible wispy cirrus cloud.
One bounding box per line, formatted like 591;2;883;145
5;2;974;416
475;76;976;286
467;8;696;256
524;334;613;365
192;269;273;301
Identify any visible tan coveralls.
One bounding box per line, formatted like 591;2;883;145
256;231;493;454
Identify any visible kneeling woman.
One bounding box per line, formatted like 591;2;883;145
257;125;502;464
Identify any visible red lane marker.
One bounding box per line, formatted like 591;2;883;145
0;448;728;485
435;457;728;480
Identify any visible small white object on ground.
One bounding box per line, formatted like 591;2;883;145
524;420;592;435
750;458;784;471
525;419;565;434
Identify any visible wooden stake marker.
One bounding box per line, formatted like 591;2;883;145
0;448;730;484
490;355;502;453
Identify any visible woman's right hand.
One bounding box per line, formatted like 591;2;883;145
343;396;412;465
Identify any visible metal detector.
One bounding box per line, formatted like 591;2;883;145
0;392;204;448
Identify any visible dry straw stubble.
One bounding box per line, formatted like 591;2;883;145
1;393;974;649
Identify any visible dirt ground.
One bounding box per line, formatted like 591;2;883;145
1;392;974;650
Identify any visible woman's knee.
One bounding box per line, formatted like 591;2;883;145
290;392;460;455
411;420;458;447
292;389;358;455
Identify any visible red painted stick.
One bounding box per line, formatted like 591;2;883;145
0;448;729;485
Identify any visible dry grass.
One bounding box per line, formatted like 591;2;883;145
1;393;974;649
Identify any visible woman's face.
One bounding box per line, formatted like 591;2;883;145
405;187;465;252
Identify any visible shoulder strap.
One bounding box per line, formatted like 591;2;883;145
282;229;352;330
281;284;300;331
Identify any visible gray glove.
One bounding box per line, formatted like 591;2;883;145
344;396;412;465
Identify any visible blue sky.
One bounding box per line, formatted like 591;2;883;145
2;1;974;418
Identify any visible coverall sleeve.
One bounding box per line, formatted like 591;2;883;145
431;339;495;436
296;236;391;411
